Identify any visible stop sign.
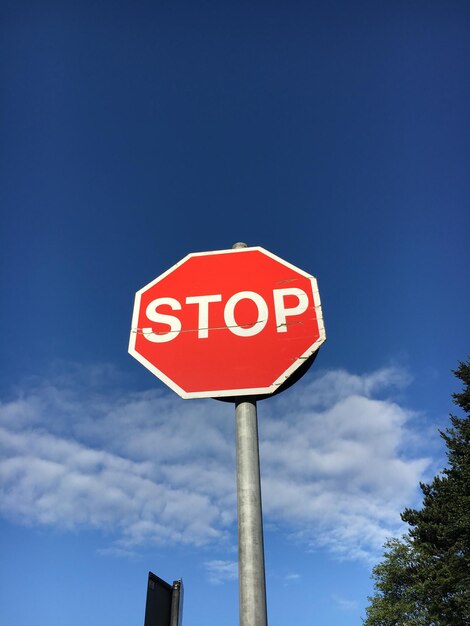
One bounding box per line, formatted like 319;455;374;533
129;246;326;399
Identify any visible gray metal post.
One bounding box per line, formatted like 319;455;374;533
170;580;183;626
235;399;268;626
232;241;267;626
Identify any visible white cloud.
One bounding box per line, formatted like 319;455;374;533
0;364;430;567
258;380;429;561
283;573;301;586
332;595;359;611
204;560;238;584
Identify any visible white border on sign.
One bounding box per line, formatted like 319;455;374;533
128;246;327;399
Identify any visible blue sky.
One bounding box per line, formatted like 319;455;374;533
1;1;469;625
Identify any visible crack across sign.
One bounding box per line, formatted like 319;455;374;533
131;319;307;337
274;277;300;285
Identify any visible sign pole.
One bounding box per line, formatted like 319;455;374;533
235;399;268;626
231;242;267;626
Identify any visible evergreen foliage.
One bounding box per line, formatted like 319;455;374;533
364;359;470;626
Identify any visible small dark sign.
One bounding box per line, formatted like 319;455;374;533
144;571;183;626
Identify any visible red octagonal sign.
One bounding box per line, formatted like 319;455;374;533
129;246;326;399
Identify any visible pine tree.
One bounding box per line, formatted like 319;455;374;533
364;358;470;626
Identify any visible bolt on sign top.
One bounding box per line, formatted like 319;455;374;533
129;246;326;399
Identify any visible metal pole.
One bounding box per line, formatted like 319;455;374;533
232;241;267;626
170;580;183;626
235;399;268;626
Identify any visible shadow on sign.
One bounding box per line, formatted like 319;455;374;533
215;349;319;402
